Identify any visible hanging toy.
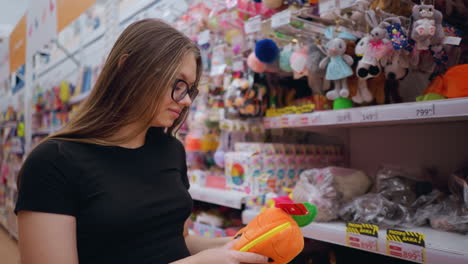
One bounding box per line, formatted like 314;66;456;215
255;39;280;64
214;130;230;168
353;36;374;104
263;0;284;9
307;41;328;95
247;52;266;73
290;46;309;79
411;4;445;51
231;203;317;264
279;44;294;72
356;11;391;80
382;17;411;104
284;0;306;7
386;19;410;51
382;50;410;104
319;28;355;100
355;36;381;79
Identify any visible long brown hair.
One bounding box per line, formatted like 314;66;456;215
48;18;202;145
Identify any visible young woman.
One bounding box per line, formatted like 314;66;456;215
15;19;268;264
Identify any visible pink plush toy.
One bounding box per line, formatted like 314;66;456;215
247;52;266;73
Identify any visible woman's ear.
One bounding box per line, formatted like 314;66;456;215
118;54;129;69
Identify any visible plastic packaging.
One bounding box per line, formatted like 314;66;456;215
339;193;412;228
292;167;370;221
429;195;468;234
339;165;439;228
448;165;468;207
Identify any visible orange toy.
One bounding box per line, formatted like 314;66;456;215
231;203;317;264
423;64;468;99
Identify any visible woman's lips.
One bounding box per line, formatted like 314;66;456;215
169;109;181;117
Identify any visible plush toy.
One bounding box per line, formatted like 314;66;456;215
320;35;354;100
231;203;317;264
421;64;468;99
290;47;309;79
364;11;392;63
383;50;410;81
255;39;280;64
247;52;267;73
369;0;413;16
353;36;375;104
279;44;294;72
411;4;445;51
307;43;328;95
263;0;283;9
284;0;306;7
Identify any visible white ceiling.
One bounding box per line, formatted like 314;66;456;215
0;0;29;36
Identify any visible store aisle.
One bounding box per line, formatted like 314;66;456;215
0;227;20;264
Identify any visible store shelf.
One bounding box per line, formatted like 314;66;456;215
6;149;24;155
188;185;247;209
243;209;468;264
264;98;468;129
32;126;62;136
5;202;15;211
69;90;91;105
0;121;17;128
7;182;17;192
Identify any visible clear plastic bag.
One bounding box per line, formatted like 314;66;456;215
429;195;468;234
292;169;340;221
339;193;411;228
448;165;468;207
374;165;425;207
410;190;446;227
292;167;370;222
338;165;438;228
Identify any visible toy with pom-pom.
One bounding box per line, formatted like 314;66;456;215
247;52;266;73
255;39;280;64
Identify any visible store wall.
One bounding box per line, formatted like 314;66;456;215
350;121;468;189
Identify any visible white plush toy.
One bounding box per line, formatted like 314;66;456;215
319;38;354;100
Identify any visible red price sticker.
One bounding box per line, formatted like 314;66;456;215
280;116;290;127
346;223;379;253
387;229;425;263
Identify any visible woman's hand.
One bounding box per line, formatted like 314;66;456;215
192;239;269;264
171;239;269;264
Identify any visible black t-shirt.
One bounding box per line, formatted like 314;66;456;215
15;127;193;264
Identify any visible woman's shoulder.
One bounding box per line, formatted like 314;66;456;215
29;139;62;160
30;139;83;158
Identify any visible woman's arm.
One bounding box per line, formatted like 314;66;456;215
184;220;231;254
18;211;78;264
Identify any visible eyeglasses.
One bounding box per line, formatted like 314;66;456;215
172;79;198;103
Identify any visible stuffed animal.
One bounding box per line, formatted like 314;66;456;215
319;38;354;100
355;36;381;79
263;0;284;9
411;4;445;51
231;203;317;264
370;0;413;16
356;10;392;81
421;64;468;99
307;43;328;95
353;36;375;104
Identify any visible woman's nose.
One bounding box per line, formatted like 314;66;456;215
179;93;192;107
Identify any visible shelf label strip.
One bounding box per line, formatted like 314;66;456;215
346;222;379;252
386;229;425;264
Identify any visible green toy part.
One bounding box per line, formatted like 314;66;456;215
291;203;317;227
333;97;353;110
416;93;446;102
